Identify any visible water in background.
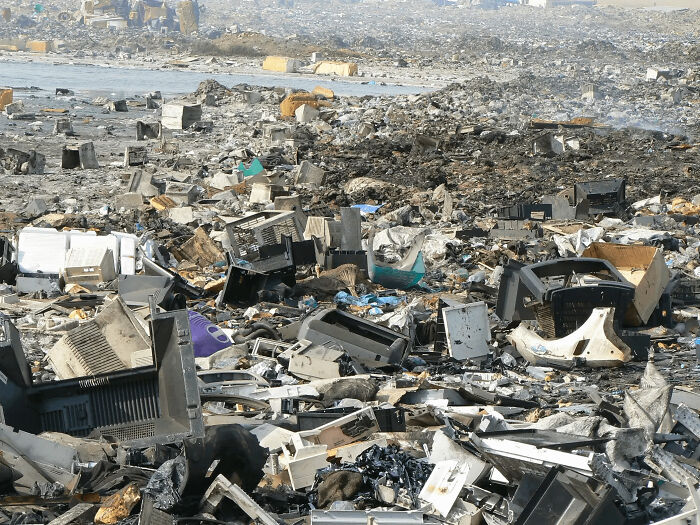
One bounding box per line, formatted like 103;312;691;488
2;60;431;98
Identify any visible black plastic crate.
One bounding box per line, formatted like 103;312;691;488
0;236;16;285
672;278;700;306
535;284;635;338
619;332;651;361
258;237;316;266
645;292;673;328
515;258;635;338
325;250;368;271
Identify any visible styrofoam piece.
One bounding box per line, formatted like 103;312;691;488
69;231;119;274
113;232;138;275
17;227;70;274
63;246;117;284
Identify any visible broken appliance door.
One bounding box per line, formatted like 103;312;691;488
0;315;34;432
441;300;491;361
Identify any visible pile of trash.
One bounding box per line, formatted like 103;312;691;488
0;149;700;523
1;24;700;521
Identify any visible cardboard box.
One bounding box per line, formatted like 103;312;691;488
262;56;298;73
279;93;322;117
0;38;25;51
143;4;168;22
63;246;117;285
26;40;51;53
313;61;358;77
150;195;177;210
582;242;670;325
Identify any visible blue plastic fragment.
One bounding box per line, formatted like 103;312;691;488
237;158;265;177
369;252;425;290
352;204;384;214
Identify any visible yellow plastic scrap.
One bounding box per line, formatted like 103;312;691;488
150;195;177;211
0;88;12;111
69;309;88;320
263;56;298;73
94;483;140;524
64;283;91;295
312;86;335;99
280;92;322;117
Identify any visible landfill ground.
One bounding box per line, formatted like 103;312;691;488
1;0;700;524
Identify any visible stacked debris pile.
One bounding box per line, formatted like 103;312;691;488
0;15;699;519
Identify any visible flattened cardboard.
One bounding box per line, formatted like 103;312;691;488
582;242;670;325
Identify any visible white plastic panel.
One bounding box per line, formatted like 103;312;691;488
69;232;119;273
17;228;69;274
443;301;491;361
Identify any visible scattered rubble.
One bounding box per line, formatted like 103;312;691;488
0;0;700;523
